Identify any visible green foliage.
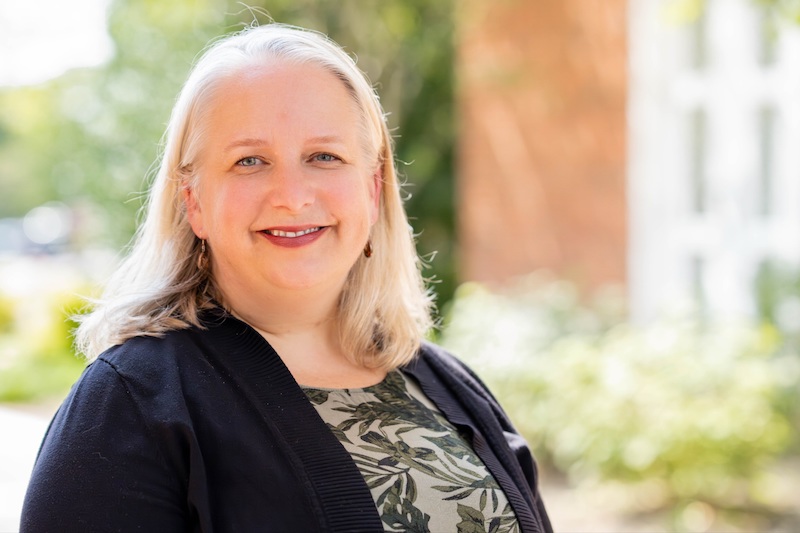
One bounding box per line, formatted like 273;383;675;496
0;290;88;403
0;0;456;308
0;295;13;334
0;354;85;403
440;274;800;513
667;0;800;22
755;259;800;351
753;0;800;24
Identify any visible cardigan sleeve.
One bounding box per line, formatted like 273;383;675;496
411;343;554;533
20;358;187;533
503;430;553;533
468;379;553;533
441;351;554;533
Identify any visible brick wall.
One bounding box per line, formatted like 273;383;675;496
457;0;628;290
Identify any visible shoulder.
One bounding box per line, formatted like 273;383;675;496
412;340;521;430
72;325;223;420
45;325;227;456
416;341;490;385
411;340;499;404
100;326;203;365
415;339;467;372
98;325;213;380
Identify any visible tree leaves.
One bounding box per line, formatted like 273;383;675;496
0;0;457;309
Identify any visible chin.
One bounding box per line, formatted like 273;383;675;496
267;268;349;293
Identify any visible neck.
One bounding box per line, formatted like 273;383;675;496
216;272;341;332
217;283;385;388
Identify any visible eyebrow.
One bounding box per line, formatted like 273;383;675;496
223;135;347;153
224;138;269;153
307;135;346;145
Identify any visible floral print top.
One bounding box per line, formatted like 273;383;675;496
302;370;520;533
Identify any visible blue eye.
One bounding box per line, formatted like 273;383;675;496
314;153;340;163
237;156;261;167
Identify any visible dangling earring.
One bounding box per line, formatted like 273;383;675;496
363;240;373;258
197;239;209;270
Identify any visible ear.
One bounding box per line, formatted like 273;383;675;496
182;182;207;238
369;167;383;226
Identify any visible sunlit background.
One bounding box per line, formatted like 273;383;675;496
1;0;799;531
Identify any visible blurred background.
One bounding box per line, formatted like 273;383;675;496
1;0;799;531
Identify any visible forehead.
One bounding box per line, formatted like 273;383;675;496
205;60;360;129
183;58;380;171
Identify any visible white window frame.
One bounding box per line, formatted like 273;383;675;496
628;0;800;321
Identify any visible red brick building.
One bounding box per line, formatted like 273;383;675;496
457;0;628;292
457;0;800;321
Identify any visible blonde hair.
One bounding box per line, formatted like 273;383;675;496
76;23;434;370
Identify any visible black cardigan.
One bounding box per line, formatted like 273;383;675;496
22;312;552;533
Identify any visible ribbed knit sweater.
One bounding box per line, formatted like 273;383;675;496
21;310;552;533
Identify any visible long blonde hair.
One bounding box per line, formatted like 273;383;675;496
75;24;434;370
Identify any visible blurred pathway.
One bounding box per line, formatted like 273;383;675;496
0;406;51;533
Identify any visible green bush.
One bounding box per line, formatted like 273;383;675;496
440;273;799;510
0;354;85;403
0;289;88;403
755;259;800;353
0;294;14;334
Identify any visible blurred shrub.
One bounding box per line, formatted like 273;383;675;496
755;259;800;352
0;289;88;403
0;294;13;334
440;273;799;510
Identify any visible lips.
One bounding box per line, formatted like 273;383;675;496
263;227;323;238
259;226;328;248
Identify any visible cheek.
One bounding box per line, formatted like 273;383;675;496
333;178;376;228
203;180;264;232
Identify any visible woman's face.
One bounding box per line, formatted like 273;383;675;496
184;60;381;305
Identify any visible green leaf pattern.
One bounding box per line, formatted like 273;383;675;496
303;371;519;533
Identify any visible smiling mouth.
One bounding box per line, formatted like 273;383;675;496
263;227;324;238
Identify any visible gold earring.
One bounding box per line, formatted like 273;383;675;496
363;240;373;258
197;239;209;270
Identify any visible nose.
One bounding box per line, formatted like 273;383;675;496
266;163;314;212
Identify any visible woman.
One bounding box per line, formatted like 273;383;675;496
22;24;551;533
